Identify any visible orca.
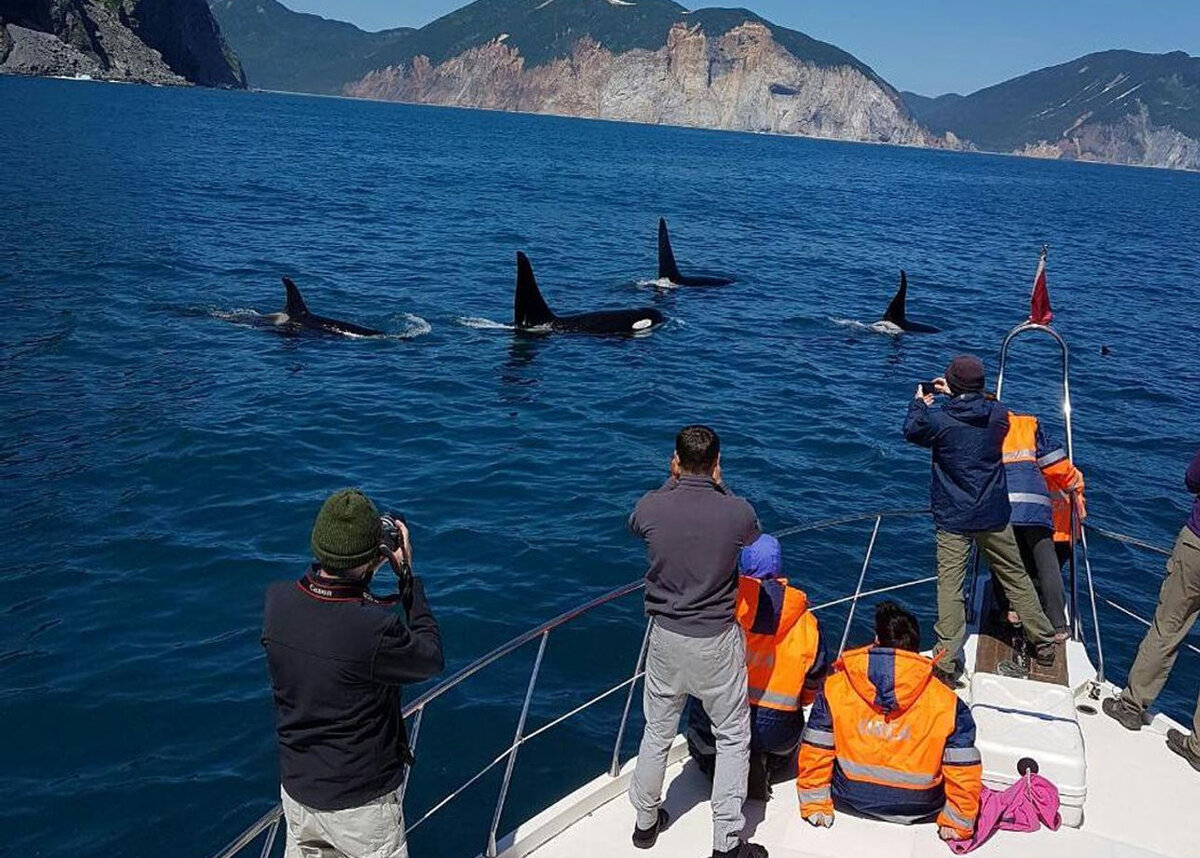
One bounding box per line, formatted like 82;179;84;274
657;218;734;286
879;270;940;333
514;252;664;335
265;277;384;337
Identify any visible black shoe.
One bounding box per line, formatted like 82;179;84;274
1034;642;1057;668
712;842;768;858
1166;729;1200;772
632;809;669;849
933;666;964;689
1102;696;1144;731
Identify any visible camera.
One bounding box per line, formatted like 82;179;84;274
380;512;407;554
919;380;941;397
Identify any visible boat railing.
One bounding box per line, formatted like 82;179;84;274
209;509;1193;858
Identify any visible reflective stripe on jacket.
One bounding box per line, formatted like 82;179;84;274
796;646;982;838
1002;413;1084;538
736;577;827;711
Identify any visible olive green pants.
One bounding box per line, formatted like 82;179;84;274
935;526;1056;672
1119;526;1200;753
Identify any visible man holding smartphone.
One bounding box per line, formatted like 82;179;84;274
263;489;444;858
904;356;1057;685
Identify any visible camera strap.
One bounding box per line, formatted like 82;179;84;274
297;568;403;607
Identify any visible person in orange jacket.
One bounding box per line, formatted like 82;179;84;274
996;412;1085;639
796;602;981;841
686;534;828;800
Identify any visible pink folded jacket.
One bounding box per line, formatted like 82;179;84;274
948;772;1062;854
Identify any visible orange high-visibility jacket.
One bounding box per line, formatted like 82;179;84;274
796;646;982;838
736;577;827;711
1003;413;1085;542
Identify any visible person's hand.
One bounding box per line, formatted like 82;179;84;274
804;812;834;828
392;518;413;568
939;825;968;841
915;385;935;406
933;377;951;396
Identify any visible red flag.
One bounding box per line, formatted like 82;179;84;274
1029;246;1053;325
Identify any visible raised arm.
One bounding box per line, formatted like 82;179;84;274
903;397;938;448
371;579;445;686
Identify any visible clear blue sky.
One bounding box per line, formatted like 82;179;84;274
282;0;1198;96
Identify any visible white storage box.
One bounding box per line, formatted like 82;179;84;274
969;672;1087;827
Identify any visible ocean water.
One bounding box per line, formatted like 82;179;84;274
1;76;1198;857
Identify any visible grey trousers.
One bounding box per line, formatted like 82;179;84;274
630;621;750;852
935;526;1056;671
1120;526;1200;753
281;786;409;858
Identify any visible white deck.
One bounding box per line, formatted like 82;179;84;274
493;641;1200;858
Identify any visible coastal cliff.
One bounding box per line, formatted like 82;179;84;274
903;50;1200;171
0;0;244;87
346;22;938;146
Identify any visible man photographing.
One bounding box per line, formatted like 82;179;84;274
904;355;1057;685
263;489;444;858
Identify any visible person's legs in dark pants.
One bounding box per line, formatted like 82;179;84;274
1016;526;1069;636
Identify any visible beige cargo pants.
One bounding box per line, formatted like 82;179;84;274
1119;525;1200;754
935;525;1056;672
281;786;409;858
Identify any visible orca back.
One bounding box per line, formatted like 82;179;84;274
514;252;557;328
657;218;682;282
283;277;309;319
882;270;908;326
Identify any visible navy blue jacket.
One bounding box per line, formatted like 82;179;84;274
904;394;1012;534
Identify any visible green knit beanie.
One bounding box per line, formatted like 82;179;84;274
311;489;383;573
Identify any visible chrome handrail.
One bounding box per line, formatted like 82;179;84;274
210;510;1190;858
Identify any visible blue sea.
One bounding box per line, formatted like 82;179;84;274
2;76;1198;857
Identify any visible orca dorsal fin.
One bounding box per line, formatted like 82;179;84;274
514;252;556;328
282;277;309;318
658;218;682;282
883;270;908;325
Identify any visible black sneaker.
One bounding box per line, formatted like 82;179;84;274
933;666;964;689
1102;696;1144;731
712;842;768;858
1034;643;1057;668
632;809;669;849
1166;729;1200;772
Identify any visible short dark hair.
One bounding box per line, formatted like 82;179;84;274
676;425;720;473
875;601;921;652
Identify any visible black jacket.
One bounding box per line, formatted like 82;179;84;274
262;569;444;811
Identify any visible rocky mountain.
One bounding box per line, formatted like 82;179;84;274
211;0;898;104
222;0;930;146
347;19;934;145
903;50;1200;170
0;0;244;87
207;0;412;94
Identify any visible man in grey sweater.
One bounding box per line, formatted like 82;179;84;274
628;426;767;858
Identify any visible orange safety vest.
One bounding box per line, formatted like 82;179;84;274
735;577;823;712
797;646;982;837
1003;413;1085;541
